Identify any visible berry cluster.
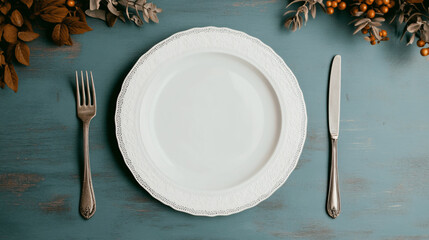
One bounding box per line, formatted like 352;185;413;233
326;0;347;15
350;0;395;18
362;25;389;45
417;40;429;56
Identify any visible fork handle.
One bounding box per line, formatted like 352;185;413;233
327;138;340;219
80;121;96;219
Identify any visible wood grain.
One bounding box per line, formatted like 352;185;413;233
1;0;429;239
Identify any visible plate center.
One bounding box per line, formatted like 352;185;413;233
142;52;281;191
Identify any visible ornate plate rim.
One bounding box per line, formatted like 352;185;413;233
115;26;307;216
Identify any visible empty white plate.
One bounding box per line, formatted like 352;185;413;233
115;27;307;216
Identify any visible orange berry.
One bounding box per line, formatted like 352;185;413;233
335;0;341;2
370;35;376;41
367;9;375;18
360;3;368;12
332;1;338;8
375;0;383;5
417;39;426;47
362;29;368;34
327;7;335;14
326;1;332;7
365;25;370;30
370;40;376;45
66;0;75;7
365;0;374;5
382;0;390;4
379;30;387;37
338;1;346;10
388;0;395;7
380;5;389;13
420;48;429;56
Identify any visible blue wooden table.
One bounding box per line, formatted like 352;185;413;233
1;0;429;239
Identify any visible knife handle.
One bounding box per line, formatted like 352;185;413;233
327;138;341;219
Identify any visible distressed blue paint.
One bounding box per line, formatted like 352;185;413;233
1;0;429;239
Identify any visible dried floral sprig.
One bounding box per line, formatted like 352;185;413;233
0;0;162;93
0;0;39;92
284;0;326;31
34;0;93;46
391;0;429;55
284;0;429;57
85;0;162;27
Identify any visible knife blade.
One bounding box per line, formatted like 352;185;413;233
327;55;341;219
329;55;341;139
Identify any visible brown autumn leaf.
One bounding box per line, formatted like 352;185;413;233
21;0;34;8
18;31;40;42
106;12;117;27
4;64;18;92
63;17;92;34
15;41;30;66
40;0;66;10
0;54;5;65
3;24;18;43
11;10;24;27
52;23;72;46
40;6;68;23
0;2;11;15
76;7;87;23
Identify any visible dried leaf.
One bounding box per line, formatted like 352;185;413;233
407;23;421;33
284;18;293;28
40;0;66;10
106;12;117;27
63;17;92;34
311;5;316;18
283;10;296;16
373;17;385;22
148;10;158;23
15;41;30;66
353;23;367;35
21;0;33;8
399;13;404;24
18;31;40;42
0;2;11;15
107;2;121;16
11;10;24;27
40;6;69;23
76;7;87;23
4;64;18;92
85;9;106;21
0;54;5;65
354;18;370;26
371;27;381;40
52;23;71;46
3;24;18;43
142;8;149;22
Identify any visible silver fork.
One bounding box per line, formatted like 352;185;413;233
75;71;96;219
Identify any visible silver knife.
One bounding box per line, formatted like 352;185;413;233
327;55;341;219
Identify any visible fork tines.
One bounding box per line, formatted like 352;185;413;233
75;71;96;107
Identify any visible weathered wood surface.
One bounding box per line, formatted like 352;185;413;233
1;0;429;239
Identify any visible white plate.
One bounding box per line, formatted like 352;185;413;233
115;27;307;216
